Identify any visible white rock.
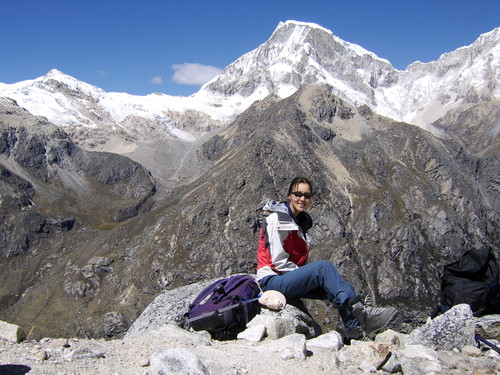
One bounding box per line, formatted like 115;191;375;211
247;315;295;340
306;331;343;352
0;320;26;343
150;347;210;375
461;345;482;357
338;341;392;371
256;333;307;360
64;346;105;361
401;344;439;361
237;324;266;342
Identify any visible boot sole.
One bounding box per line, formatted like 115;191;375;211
366;309;399;340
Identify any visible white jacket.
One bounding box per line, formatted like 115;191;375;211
256;201;310;280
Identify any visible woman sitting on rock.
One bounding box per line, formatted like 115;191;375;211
256;176;398;341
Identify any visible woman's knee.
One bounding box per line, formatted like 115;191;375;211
313;260;347;282
314;260;337;272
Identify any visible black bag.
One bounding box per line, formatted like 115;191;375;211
433;246;500;317
183;275;260;340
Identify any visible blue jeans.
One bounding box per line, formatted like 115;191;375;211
259;260;358;330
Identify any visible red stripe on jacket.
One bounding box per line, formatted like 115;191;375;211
257;226;309;273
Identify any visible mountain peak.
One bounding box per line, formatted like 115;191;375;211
272;20;386;63
275;20;333;35
200;21;498;136
200;19;396;120
42;69;84;85
46;68;66;76
41;69;92;86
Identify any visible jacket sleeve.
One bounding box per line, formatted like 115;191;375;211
266;213;300;273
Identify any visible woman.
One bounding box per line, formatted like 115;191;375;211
256;177;398;340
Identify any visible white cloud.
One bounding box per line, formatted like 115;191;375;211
171;63;222;86
150;75;163;84
96;70;109;78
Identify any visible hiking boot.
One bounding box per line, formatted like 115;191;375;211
351;299;398;339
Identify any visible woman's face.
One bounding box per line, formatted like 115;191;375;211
288;182;312;216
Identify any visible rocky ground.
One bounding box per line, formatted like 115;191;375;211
0;327;498;375
1;305;499;375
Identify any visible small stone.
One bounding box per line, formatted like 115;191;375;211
379;351;402;374
485;349;500;358
48;338;70;348
475;315;500;340
461;345;482;357
138;356;150;367
35;349;48;361
306;331;344;352
375;329;405;347
237;324;266;342
280;349;296;360
65;347;105;361
150;348;210;375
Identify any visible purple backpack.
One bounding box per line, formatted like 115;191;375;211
184;274;260;340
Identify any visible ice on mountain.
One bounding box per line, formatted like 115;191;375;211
0;22;497;143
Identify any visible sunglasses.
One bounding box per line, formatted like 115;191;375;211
291;191;312;199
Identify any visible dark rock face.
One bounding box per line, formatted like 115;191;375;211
0;86;497;340
0;99;157;337
172;86;498;334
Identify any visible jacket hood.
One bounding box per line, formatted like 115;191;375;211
262;200;290;215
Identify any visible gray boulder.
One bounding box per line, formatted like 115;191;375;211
150;348;210;375
407;304;476;350
306;330;344;352
246;304;318;340
125;278;216;337
0;320;26;343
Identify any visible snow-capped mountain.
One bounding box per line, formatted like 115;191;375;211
199;21;499;134
0;69;225;145
0;21;498;148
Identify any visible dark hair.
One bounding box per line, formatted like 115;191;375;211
287;177;312;196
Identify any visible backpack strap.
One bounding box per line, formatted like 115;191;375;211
190;275;255;307
212;275;253;303
186;296;260;324
189;278;228;307
476;334;500;354
222;275;253;292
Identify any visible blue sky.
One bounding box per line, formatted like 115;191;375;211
1;0;498;97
